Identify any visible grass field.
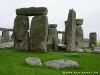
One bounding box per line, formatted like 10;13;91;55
0;49;100;75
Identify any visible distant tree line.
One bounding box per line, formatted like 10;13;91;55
83;38;89;43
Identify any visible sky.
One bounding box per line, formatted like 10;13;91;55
0;0;100;39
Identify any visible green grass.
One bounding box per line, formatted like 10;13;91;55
0;49;100;75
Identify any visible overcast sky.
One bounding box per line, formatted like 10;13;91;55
0;0;100;39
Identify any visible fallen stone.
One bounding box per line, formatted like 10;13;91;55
76;48;84;52
44;59;79;69
84;49;92;53
63;53;79;56
95;47;100;50
25;57;42;66
0;42;14;49
93;49;100;53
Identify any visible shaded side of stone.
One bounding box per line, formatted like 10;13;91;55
89;32;97;47
65;9;76;51
62;33;65;44
30;15;48;52
75;19;84;49
13;15;30;51
75;25;83;48
16;7;48;16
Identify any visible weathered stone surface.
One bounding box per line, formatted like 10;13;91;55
76;19;83;25
1;30;9;43
65;9;76;51
44;59;79;69
84;49;92;53
0;42;14;49
16;7;48;16
63;53;79;56
93;49;100;53
76;48;84;52
75;25;83;48
13;15;30;51
47;24;58;51
30;15;48;52
89;32;97;47
25;57;42;66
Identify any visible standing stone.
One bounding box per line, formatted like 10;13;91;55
62;33;65;44
13;15;30;51
64;21;67;45
48;24;58;51
76;19;83;48
1;30;9;43
30;15;48;52
89;32;97;47
65;9;76;51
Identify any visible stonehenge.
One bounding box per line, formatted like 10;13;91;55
13;7;48;52
12;7;85;52
0;5;99;53
89;32;97;48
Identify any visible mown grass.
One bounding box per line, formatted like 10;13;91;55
0;49;100;75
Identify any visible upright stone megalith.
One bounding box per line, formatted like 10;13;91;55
48;24;58;51
65;9;76;51
76;19;83;48
89;32;97;47
1;30;9;43
30;15;48;52
13;15;30;51
62;33;65;44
